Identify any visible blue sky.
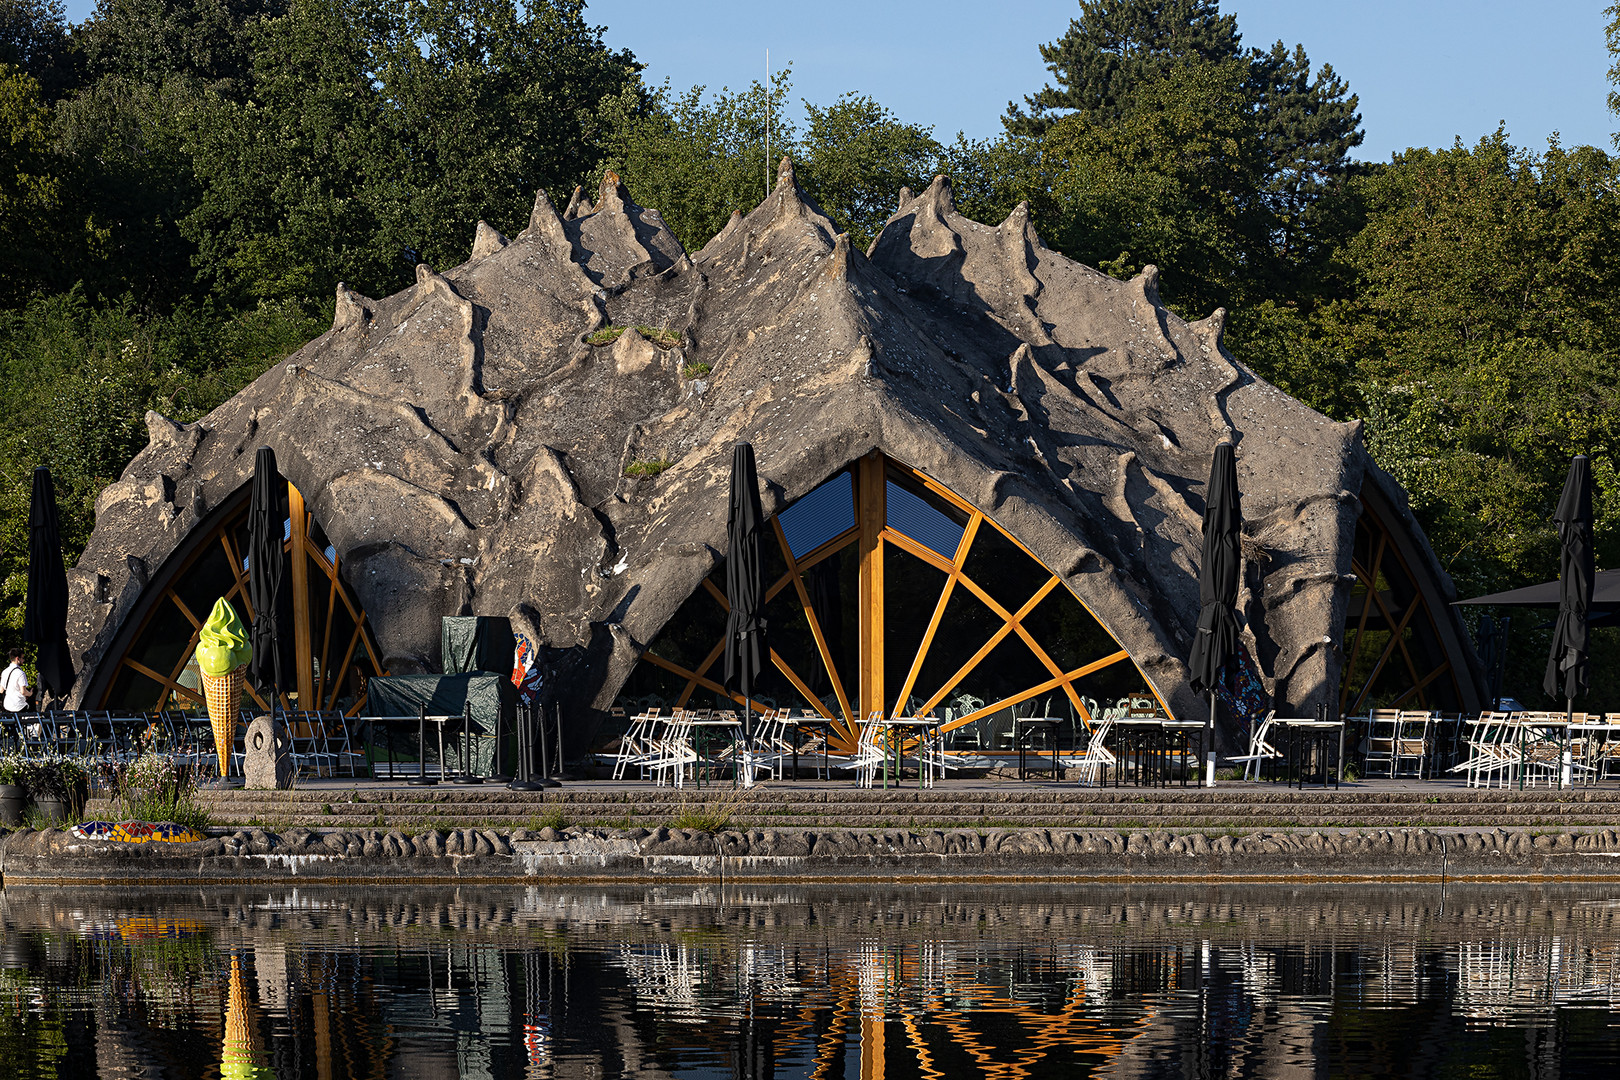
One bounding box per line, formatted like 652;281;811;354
60;0;1616;160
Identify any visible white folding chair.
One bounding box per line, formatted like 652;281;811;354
1228;710;1280;781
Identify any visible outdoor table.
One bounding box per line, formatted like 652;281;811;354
781;716;837;780
1014;717;1064;780
878;718;940;790
1108;717;1178;787
686;717;743;787
368;714;457;785
1159;720;1205;787
1270;719;1343;788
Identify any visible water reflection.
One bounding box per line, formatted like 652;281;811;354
4;885;1620;1077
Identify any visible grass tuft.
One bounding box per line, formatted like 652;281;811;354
624;456;673;477
588;324;682;349
680;360;711;379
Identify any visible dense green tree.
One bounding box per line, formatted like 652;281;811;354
1005;0;1239;132
595;70;793;254
75;0;286;97
797;93;941;249
1003;0;1362;315
0;0;74;97
0;64;64;303
183;0;637;304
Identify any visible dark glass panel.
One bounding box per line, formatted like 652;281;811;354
777;471;854;558
127;596;197;685
935;633;1052;750
883;543;948;715
801;548;852;711
643;573;729;678
320;587;362;710
1070;655;1154;719
961;524;1048;616
308;554;333;695
107;664;163;713
762;571;825;713
171;541;239;628
1022;585;1120;674
885;480;964;562
911;586;1002;711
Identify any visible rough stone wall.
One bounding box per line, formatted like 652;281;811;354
64;161;1481;742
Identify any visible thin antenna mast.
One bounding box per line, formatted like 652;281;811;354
765;48;771;199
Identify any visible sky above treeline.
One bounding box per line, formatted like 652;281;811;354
59;0;1618;161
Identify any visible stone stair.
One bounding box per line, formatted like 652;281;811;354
89;784;1620;831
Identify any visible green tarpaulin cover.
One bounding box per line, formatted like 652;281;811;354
365;672;515;775
441;616;514;677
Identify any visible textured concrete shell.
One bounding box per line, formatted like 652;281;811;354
64;161;1484;745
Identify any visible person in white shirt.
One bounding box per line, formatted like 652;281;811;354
2;648;31;714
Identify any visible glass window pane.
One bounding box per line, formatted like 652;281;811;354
1021;586;1120;674
127;596;197;685
777;471;855;558
884;543;948;715
644;574;729;679
961;525;1047;616
885;480;964;562
911;586;1001;711
107;664;163;713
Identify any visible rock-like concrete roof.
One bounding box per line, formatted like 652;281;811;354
67;160;1482;739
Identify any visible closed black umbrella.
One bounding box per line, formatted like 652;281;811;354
723;442;768;747
1188;442;1241;788
1544;455;1593;704
247;447;287;709
23;466;74;701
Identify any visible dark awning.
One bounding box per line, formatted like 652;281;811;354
1455;568;1620;609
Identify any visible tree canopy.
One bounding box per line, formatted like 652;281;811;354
0;0;1616;709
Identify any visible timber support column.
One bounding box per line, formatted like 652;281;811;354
288;482;313;707
858;452;886;720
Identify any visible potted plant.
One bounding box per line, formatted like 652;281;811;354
0;756;26;827
21;756;90;824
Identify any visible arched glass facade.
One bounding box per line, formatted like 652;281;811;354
100;483;385;715
617;452;1164;752
1338;506;1463;713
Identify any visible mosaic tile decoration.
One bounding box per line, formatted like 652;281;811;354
70;821;207;844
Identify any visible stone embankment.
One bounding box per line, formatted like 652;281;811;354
166;785;1620;831
7;823;1620;886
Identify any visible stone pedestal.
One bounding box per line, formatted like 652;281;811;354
243;716;293;790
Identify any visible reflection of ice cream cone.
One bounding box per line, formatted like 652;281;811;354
223;955;273;1080
203;668;243;778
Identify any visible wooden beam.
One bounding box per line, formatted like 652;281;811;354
644;651;772;714
288;483;314;706
858;452;886;718
1350;593;1422;713
1389;661;1451;709
773;516;856;730
914;578;1062;717
940;650;1130;735
1341;529;1386;713
893;513;983;711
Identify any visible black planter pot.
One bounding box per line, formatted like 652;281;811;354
32;796;70;825
0;783;24;827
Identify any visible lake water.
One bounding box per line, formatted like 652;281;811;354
3;883;1620;1078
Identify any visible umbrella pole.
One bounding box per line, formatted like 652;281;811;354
741;641;754;790
1563;695;1574;789
1205;691;1217;788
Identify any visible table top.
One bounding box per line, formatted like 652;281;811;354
780;716;840;726
879;718;940;728
1273;719;1344;729
1111;716;1172;726
686;718;743;727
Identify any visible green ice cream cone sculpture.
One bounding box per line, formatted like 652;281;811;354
197;599;252;778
